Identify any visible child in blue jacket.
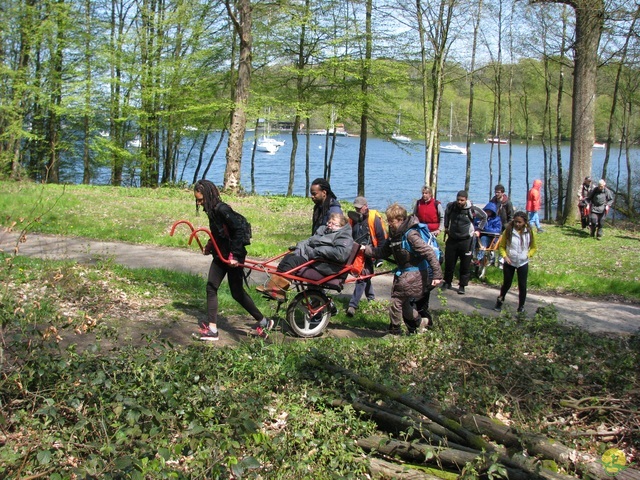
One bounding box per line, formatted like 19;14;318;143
474;202;502;262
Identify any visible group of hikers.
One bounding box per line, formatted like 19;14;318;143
577;177;615;240
191;175;612;341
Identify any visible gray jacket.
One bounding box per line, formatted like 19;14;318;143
295;223;354;275
587;186;614;214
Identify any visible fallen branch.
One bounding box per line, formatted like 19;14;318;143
357;435;576;480
364;457;443;479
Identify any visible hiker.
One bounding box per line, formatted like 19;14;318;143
586;179;614;240
194;179;273;341
526;179;544;233
364;203;442;335
346;196;387;317
363;203;442;335
413;185;445;237
310;178;343;234
495;211;537;314
577;176;594;229
474;202;502;263
442;190;487;294
489;184;514;230
257;213;353;301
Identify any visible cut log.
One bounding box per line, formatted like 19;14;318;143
358;435;538;480
523;434;640;480
309;354;494;452
365;457;444;479
331;398;472;450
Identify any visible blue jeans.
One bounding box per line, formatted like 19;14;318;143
476;235;492;261
528;211;541;230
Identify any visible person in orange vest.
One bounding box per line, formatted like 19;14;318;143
346;196;388;317
413;186;444;237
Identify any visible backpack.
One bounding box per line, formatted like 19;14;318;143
401;223;442;273
214;203;252;246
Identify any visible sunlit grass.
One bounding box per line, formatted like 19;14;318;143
2;180;639;301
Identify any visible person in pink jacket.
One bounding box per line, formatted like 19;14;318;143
526;179;544;233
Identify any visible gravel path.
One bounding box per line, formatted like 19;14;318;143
2;231;638;339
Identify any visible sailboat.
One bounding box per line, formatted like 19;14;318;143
391;111;411;143
256;109;285;153
440;104;467;155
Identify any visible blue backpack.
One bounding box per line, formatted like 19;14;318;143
401;223;442;272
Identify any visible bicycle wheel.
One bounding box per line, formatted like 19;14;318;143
286;290;331;338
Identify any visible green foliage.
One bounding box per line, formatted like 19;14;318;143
1;254;638;477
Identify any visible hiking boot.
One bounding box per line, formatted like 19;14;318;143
421;311;433;328
516;306;525;314
346;306;356;317
494;296;504;311
457;286;465;295
440;282;451;291
199;328;219;341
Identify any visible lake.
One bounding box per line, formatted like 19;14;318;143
171;133;637;214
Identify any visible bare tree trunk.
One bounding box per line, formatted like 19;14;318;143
465;0;483;193
602;6;639;181
223;0;252;192
305;115;310;197
555;7;568;221
562;0;604;223
357;0;372;197
417;0;431;189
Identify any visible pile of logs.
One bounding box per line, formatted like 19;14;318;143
310;354;639;480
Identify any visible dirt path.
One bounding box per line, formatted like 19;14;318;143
2;232;638;345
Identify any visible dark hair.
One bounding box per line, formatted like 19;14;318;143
504;211;536;251
494;184;505;193
311;178;337;200
456;190;468;199
194;179;221;214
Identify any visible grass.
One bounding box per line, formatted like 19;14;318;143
1;180;639;301
1;255;638;478
1;181;639;477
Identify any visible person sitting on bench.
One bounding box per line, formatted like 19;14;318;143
258;213;354;300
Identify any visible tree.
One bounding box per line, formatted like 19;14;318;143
223;0;252;192
532;0;606;224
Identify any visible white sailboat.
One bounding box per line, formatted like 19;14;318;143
391;111;411;143
256;110;284;153
440;104;467;155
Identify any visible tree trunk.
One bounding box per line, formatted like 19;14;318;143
465;0;483;193
223;0;252;192
555;7;568;221
602;6;639;181
562;0;604;224
357;0;372;197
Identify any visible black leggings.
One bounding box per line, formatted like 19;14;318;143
499;262;529;308
206;256;263;326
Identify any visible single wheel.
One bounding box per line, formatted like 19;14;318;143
286;290;331;338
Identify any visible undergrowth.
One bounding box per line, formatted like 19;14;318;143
1;255;638;478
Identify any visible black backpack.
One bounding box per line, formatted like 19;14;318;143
214;203;252;246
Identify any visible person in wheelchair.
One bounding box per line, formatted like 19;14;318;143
473;202;502;265
257;213;354;300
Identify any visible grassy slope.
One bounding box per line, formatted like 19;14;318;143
2;181;639;301
1;181;639;477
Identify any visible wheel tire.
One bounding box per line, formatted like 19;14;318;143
286;290;331;338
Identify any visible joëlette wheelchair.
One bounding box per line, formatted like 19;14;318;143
171;220;391;338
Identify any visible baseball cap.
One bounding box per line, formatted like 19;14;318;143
353;196;367;208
